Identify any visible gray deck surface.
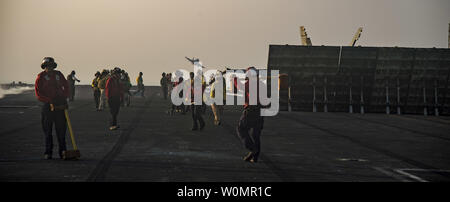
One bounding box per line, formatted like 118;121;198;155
1;86;449;182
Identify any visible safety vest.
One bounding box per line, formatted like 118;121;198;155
92;77;99;89
98;75;109;89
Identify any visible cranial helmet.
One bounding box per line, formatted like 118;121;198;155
41;57;57;69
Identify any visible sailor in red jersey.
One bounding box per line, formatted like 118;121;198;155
35;57;70;160
105;67;124;130
236;67;264;163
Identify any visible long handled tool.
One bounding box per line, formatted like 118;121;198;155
63;109;81;160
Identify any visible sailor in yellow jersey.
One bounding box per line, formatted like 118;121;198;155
135;72;145;97
91;71;101;109
210;71;226;125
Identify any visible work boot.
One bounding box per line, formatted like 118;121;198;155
60;151;66;160
250;152;259;163
250;157;258;163
243;152;253;162
199;122;205;131
214;119;221;126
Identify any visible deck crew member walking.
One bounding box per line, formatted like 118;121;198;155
97;70;109;111
106;67;124;130
160;72;168;100
135;72;145;97
92;71;101;109
189;72;206;130
67;70;80;101
236;67;264;163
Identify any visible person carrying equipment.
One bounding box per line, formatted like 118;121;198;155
106;67;124;130
92;71;101;109
66;70;80;101
35;57;69;159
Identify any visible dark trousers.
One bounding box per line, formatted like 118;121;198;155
236;108;264;160
172;103;185;113
135;85;145;97
108;96;121;126
94;89;100;108
191;104;205;129
41;104;67;156
69;85;75;101
162;87;168;100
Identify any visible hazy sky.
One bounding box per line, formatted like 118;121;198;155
1;0;449;85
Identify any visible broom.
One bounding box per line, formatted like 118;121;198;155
63;109;81;160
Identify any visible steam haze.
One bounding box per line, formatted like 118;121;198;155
1;0;449;85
